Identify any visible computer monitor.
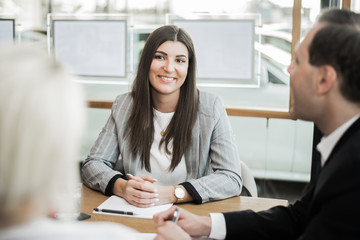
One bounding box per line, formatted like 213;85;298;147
48;14;130;78
0;18;15;43
168;14;260;87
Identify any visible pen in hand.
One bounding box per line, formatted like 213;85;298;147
172;207;180;223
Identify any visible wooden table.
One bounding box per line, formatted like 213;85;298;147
80;184;288;233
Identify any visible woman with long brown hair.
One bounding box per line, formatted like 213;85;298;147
81;25;242;207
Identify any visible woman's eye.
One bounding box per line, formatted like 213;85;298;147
176;58;186;63
154;55;165;60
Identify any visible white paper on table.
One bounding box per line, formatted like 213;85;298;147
93;195;173;219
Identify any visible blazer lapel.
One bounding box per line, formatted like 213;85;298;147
312;117;360;199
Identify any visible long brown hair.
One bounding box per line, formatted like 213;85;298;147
125;25;198;172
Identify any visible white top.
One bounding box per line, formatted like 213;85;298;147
210;114;360;240
138;109;187;186
0;218;145;240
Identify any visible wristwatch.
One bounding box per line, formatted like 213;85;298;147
174;185;185;203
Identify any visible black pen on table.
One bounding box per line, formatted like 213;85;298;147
172;207;180;223
94;207;134;216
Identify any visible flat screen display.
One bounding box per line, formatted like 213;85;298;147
52;19;127;77
173;19;255;81
0;19;15;43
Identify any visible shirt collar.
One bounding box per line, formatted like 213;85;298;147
316;114;360;166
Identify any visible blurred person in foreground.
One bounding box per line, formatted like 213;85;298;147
0;45;142;239
153;8;360;240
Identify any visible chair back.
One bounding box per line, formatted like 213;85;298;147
240;160;258;197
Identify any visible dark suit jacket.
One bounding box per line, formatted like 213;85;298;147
223;117;360;240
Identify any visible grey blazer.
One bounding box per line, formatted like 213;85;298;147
81;91;242;203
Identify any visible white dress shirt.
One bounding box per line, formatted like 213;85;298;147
209;213;227;239
209;114;360;239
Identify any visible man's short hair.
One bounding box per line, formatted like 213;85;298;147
309;24;360;103
318;8;360;27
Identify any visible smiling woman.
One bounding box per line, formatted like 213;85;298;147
81;25;243;208
149;40;189;110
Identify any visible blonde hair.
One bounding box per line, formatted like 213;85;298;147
0;45;86;225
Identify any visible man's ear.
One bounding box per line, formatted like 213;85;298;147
317;65;337;95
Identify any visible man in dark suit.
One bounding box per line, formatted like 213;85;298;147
153;8;360;240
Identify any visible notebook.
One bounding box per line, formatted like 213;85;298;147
93;195;173;219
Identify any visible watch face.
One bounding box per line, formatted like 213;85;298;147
175;187;185;199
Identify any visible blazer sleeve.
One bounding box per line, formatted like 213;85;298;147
223;163;360;239
186;94;242;203
81;96;125;194
223;187;312;240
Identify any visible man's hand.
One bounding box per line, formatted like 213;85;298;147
154;206;212;238
155;221;191;240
